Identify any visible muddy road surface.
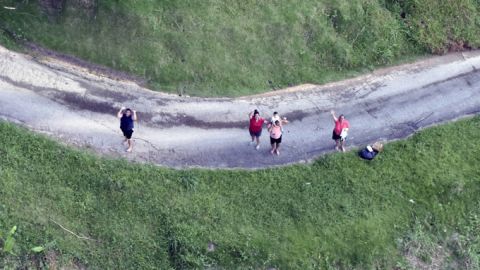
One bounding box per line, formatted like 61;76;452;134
0;46;479;169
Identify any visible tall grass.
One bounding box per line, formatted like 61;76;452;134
0;117;479;269
0;0;479;96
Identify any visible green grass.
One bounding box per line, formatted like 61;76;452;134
1;0;479;97
0;117;479;269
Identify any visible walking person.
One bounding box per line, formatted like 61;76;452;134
331;110;349;152
117;107;137;152
248;109;265;150
268;120;283;155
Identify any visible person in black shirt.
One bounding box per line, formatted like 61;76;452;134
117;107;137;152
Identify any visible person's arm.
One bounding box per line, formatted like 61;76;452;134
281;117;289;125
132;110;138;121
340;123;349;139
330;110;338;122
248;111;253;120
117;107;126;118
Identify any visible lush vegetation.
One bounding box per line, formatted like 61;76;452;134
1;0;479;96
0;117;479;269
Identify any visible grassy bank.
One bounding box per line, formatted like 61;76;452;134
0;117;479;269
1;1;479;96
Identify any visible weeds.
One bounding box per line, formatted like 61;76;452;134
1;226;17;255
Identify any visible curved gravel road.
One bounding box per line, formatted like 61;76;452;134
0;45;479;168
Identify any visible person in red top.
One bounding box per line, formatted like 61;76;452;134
248;109;265;150
331;110;350;152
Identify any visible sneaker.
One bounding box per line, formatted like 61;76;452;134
126;148;132;153
255;145;260;150
275;150;280;155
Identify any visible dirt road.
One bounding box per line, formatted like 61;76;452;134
0;45;479;168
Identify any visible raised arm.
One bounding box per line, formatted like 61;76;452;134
330;110;338;122
132;110;138;121
117;107;126;118
248;111;253;120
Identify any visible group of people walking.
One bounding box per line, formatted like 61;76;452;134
248;110;289;155
248;109;349;155
116;107;350;155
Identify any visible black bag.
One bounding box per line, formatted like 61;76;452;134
359;148;377;160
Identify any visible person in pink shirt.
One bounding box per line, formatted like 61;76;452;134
248;109;265;150
331;110;350;152
268;120;283;155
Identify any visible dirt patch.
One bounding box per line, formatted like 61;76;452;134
80;82;137;103
283;109;312;122
74;0;96;10
420;69;478;90
145;109;315;129
405;245;447;270
45;250;59;269
147;112;247;129
44;250;87;270
0;74;71;98
26;43;146;86
448;40;473;53
0;74;122;115
38;0;97;19
38;0;65;16
54;92;116;114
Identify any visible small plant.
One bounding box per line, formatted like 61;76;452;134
179;174;199;191
0;226;45;255
31;246;45;253
1;225;17;255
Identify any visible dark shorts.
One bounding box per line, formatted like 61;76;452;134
270;136;282;145
332;130;342;141
249;129;262;138
122;129;134;139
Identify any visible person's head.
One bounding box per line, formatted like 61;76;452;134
273;111;278;117
274;120;280;126
339;114;345;122
372;142;384;152
253;109;260;119
124;108;132;117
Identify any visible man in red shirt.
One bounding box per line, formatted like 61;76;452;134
248;109;265;150
331;110;350;152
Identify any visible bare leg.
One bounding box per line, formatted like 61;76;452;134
340;140;346;152
335;139;340;151
270;143;276;154
254;136;261;149
127;139;133;152
251;136;255;143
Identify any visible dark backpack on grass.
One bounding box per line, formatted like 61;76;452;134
359;148;377;160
